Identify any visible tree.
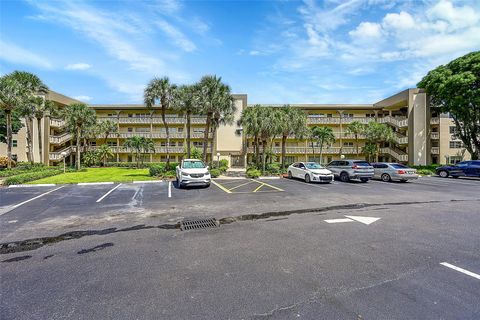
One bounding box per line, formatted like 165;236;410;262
310;126;335;164
418;51;480;159
278;105;307;168
98;119;118;144
97;144;114;166
173;85;201;158
140;137;155;166
362;142;377;162
144;77;177;167
239;105;261;166
0;108;22;144
63;103;97;170
124;136;143;168
346;120;366;157
0;74;27;168
364;121;395;162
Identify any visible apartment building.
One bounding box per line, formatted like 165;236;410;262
1;88;470;167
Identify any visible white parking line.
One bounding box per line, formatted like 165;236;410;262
8;184;56;188
96;183;122;203
0;186;65;216
78;182;114;186
440;262;480;280
168;181;172;198
133;180;163;184
283;178;329;189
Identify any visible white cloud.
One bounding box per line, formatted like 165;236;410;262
65;63;91;70
0;39;52;69
382;11;415;30
156;20;196;52
349;22;383;41
73;95;92;101
427;0;479;31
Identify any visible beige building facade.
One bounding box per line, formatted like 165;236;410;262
0;88;471;167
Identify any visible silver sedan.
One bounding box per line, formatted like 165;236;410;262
372;163;418;182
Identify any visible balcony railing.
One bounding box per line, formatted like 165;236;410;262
307;117;374;125
88;146;187;154
246;146;357;154
49;146;75;161
49;118;66;128
115;132;205;139
49;133;72;145
430;132;439;139
380;147;408;162
378;116;408;128
97;116;207;124
431;147;440;154
394;133;408;144
430;117;440;125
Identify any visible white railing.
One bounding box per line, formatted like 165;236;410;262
378;116;408;128
49;118;66;128
380;147;408;162
49;133;72;145
394;133;408;144
116;132;205;139
430;117;440;125
49;146;74;161
430;132;439;139
431;147;440;154
97;116;207;124
89;146;186;154
246;146;357;154
307;117;373;125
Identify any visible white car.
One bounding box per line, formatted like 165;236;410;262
176;159;211;188
287;162;334;183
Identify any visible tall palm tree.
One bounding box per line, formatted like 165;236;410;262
239;105;261;166
346;120;366;157
310;126;335;164
278;105;307;169
140;137;155;166
173;85;201;158
124;136;143;168
10;71;48;163
98;119;118;144
0;75;26;168
63;103;97;170
97;144;114;167
144;77;177;167
364;122;395;161
32;97;55;163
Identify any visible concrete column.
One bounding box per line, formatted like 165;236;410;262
116;110;120;162
407;90;429;165
338;110;344;156
374;110;379;122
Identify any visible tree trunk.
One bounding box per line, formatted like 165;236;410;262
202;113;211;163
255;136;260;166
37;118;43;163
209;125;217;167
161;109;170;167
281;135;287;169
186;111;191;158
310;141;315;162
376;143;380;162
25;118;33;163
6;110;12;169
262;140;267;174
320;144;324;165
76;127;81;170
355;134;359;156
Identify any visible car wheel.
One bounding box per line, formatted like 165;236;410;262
305;174;311;183
400;179;407;183
340;172;350;182
288;171;293;179
381;173;391;182
438;170;449;178
360;178;369;183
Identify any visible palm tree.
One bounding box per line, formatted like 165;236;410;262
97;144;114;166
364;122;395;161
278;105;307;169
140;137;155;166
98;119;118;144
346;120;365;157
10;71;48;163
239;105;261;166
144;77;177;167
124;136;143;168
173;85;201;158
0;75;26;168
310;126;335;164
63;103;97;170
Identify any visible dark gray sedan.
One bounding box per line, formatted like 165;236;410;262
372;163;418;182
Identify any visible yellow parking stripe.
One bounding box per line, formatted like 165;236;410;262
211;180;232;193
253;179;284;192
253;184;264;192
229;181;255;191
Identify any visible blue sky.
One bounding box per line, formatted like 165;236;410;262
1;0;479;104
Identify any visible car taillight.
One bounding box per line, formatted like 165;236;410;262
352;165;358;169
397;170;406;174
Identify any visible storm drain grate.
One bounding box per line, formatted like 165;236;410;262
180;217;219;231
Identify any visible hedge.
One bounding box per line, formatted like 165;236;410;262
105;162;179;170
3;169;64;185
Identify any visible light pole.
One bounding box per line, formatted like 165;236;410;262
216;152;220;167
61;151;67;173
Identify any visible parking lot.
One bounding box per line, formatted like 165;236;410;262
1;176;479;319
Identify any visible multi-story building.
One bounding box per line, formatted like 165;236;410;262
1;88;471;167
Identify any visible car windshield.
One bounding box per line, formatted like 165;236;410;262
391;164;408;169
305;162;324;169
353;161;371;166
183;160;205;169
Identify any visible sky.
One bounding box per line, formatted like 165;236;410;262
0;0;479;105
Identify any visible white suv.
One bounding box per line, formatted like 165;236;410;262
176;159;211;188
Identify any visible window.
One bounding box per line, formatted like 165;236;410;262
160;141;166;147
391;164;408;169
135;127;150;133
305;162;324;169
343;113;354;118
127;128;133;132
343;142;354;147
326;114;333;118
275;142;280;147
107;142;117;147
309;113;325;118
12;140;17;147
127;155;132;162
177;127;183;133
353;161;371;166
366;113;375;118
170;141;176;147
449;141;463;148
128;114;133;118
177;141;183;147
449;126;457;134
90;141;97;146
448;156;462;164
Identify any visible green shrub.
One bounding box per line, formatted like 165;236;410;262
149;164;166;177
162;170;176;178
246;168;261;178
4;169;63;185
166;162;179;171
219;159;229;168
411;165;441;171
210;168;221;178
266;162;281;174
417;169;434;176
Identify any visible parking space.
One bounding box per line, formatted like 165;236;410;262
212;178;284;194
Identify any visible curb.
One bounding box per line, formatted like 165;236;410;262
8;184;56;188
258;176;281;180
133;180;164;184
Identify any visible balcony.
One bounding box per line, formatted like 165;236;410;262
431;147;440;154
97;116;207;125
115;132;205;139
89;146;186;154
307;117;373;125
378;116;408;128
49;133;72;145
49;146;74;161
430;117;440;125
380;147;408;162
49;118;66;128
430;132;439;139
394;133;408;145
246;146;357;154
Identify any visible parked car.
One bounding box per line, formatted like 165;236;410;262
436;160;480;178
372;162;418;182
287;162;334;183
176;159;211;188
326;159;374;182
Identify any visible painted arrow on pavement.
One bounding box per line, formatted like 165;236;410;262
324;215;380;225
